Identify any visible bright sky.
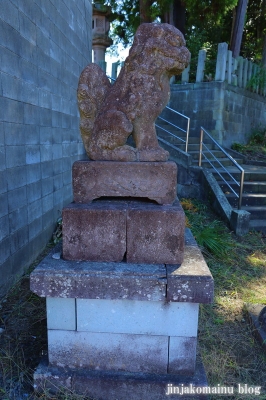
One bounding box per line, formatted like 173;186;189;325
105;44;129;76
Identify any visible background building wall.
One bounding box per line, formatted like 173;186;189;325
0;0;92;296
169;82;266;148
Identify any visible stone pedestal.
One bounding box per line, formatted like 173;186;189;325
72;160;177;205
31;160;214;398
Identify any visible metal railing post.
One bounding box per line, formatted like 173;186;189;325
199;126;245;210
238;170;245;209
199;128;203;166
185;118;190;153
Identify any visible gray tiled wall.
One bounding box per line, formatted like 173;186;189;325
0;0;92;296
169;82;266;147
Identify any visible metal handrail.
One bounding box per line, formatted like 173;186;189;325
107;75;191;152
199;127;244;209
156;107;190;153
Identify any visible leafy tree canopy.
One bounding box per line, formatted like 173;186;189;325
97;0;266;63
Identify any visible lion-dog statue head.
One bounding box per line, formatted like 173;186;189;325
78;23;190;162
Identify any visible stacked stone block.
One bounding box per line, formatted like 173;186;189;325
0;0;92;296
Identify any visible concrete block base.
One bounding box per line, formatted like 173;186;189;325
34;356;209;399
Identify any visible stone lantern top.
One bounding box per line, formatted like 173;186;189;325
92;2;113;63
92;2;112;41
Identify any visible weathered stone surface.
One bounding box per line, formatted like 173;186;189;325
62;199;185;264
127;200;185;264
48;330;169;374
230;209;250;236
168;337;197;375
34;356;209;399
30;229;212;303
76;299;198;337
62;202;127;262
77;23;190;162
72;160;177;205
30;244;166;300
166;229;214;303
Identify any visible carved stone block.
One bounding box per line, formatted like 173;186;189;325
72;160;177;205
62;199;185;265
127;200;185;264
62;202;127;262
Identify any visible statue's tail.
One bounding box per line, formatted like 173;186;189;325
77;63;111;153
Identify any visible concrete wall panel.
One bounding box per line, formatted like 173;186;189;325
169;82;266;147
0;0;92;296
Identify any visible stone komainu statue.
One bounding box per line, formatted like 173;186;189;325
77;23;190;162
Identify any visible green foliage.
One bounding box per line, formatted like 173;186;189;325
231;126;266;161
231;142;246;152
101;0;265;68
181;198;266;298
185;0;238;28
101;0;238;49
193;221;233;258
249;127;266;146
247;65;266;92
241;0;266;62
98;0;140;46
53;217;62;244
180;199;233;258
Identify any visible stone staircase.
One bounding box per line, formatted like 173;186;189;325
156;120;266;233
215;165;266;232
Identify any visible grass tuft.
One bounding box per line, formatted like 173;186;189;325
231;126;266;162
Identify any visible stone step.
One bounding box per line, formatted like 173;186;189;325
156;122;189;135
189;150;225;160
193;157;244;168
249;219;266;233
157;127;266;233
177;143;213;152
226;193;266;207
218;181;266;194
242;206;266;219
213;172;266;183
158;137;192;165
213;166;266;182
156;130;201;145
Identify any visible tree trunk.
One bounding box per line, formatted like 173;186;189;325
173;0;186;34
161;0;186;34
262;35;266;67
140;0;153;24
230;0;249;58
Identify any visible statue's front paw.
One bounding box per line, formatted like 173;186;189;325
112;145;138;162
88;144;137;162
138;147;169;162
